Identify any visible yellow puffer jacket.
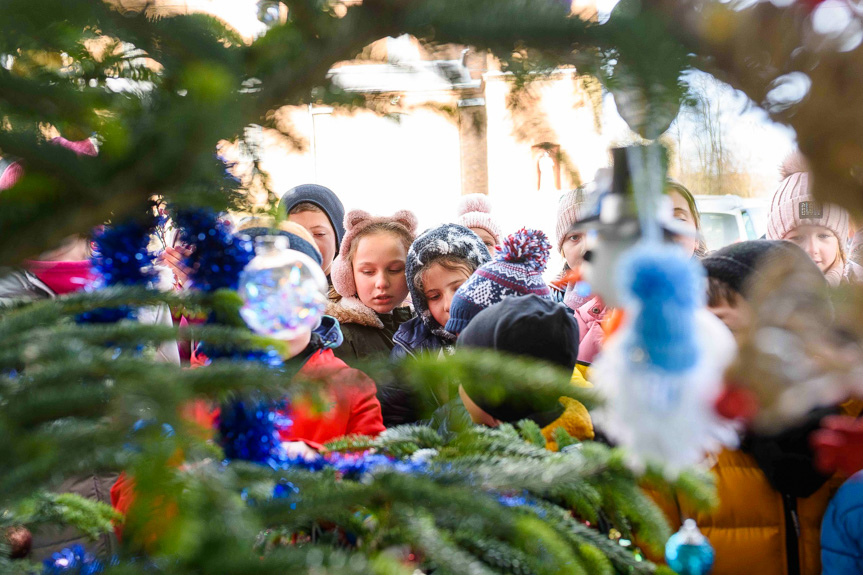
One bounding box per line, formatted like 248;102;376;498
651;400;863;575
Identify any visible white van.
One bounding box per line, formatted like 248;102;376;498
694;195;768;252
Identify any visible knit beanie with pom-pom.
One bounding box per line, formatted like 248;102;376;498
457;194;502;246
444;228;553;335
767;152;849;256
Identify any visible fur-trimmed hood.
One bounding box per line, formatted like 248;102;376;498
326;296;384;329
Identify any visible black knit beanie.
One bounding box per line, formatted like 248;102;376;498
702;240;818;299
458;295;579;427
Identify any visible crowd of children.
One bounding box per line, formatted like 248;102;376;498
5;148;863;574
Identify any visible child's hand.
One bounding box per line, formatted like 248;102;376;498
161;245;195;288
283;441;321;462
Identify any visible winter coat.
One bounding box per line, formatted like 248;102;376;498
186;316;384;447
573;296;607;365
821;471;863;574
30;474;120;561
0;268;54;306
391;316;448;361
327;296;414;363
111;320;385;539
0;267;180;560
0;267;181;365
651;400;863;575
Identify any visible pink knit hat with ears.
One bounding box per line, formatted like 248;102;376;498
457;194;501;246
330;209;419;297
766;152;849;255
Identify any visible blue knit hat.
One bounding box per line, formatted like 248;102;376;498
445;228;553;335
406;224;491;337
279;184;346;253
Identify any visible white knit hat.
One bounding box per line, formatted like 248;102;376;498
555;188;585;251
457;194;501;246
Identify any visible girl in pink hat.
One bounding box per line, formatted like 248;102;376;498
766;152;853;286
328;209;418;362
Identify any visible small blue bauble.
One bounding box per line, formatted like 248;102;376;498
665;519;714;575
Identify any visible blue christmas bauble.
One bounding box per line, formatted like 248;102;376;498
665;519;714;575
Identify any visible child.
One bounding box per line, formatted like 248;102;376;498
665;180;708;259
766;152;851;286
328;209;418;362
457;193;502;254
456;295;594;444
550;188;588;308
444;228;553;336
392;224;490;360
656;239;859;575
279;183;346;282
111;236;385;540
701;240;797;339
236;217;326;269
567;180;705;366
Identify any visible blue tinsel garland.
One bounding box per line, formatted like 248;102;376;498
77;218;158;324
42;544;108;575
172;208;254;293
195;341;284;367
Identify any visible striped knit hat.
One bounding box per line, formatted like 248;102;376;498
457;194;502;246
444;228;553;335
766;152;849;257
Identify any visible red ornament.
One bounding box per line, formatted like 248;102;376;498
714;383;759;422
811;415;863;476
5;526;32;559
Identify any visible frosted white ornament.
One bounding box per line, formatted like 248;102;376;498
238;235;328;339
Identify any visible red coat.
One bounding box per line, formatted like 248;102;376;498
111;347;384;539
272;347;385;446
187;346;385;446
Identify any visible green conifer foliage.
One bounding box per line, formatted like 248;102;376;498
0;1;714;573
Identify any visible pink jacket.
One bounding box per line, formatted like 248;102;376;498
573;296;607;365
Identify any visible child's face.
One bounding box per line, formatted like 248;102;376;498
669;190;698;258
353;231;409;314
707;294;751;340
783;225;840;273
422;262;471;328
470;227;497;255
289;210;337;275
561;230;587;270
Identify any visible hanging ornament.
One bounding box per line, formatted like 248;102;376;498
237;235;328;339
590;244;738;473
665;519;714;575
5;525;32;559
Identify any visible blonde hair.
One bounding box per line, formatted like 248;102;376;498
235;216;322;258
346;222;414;266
